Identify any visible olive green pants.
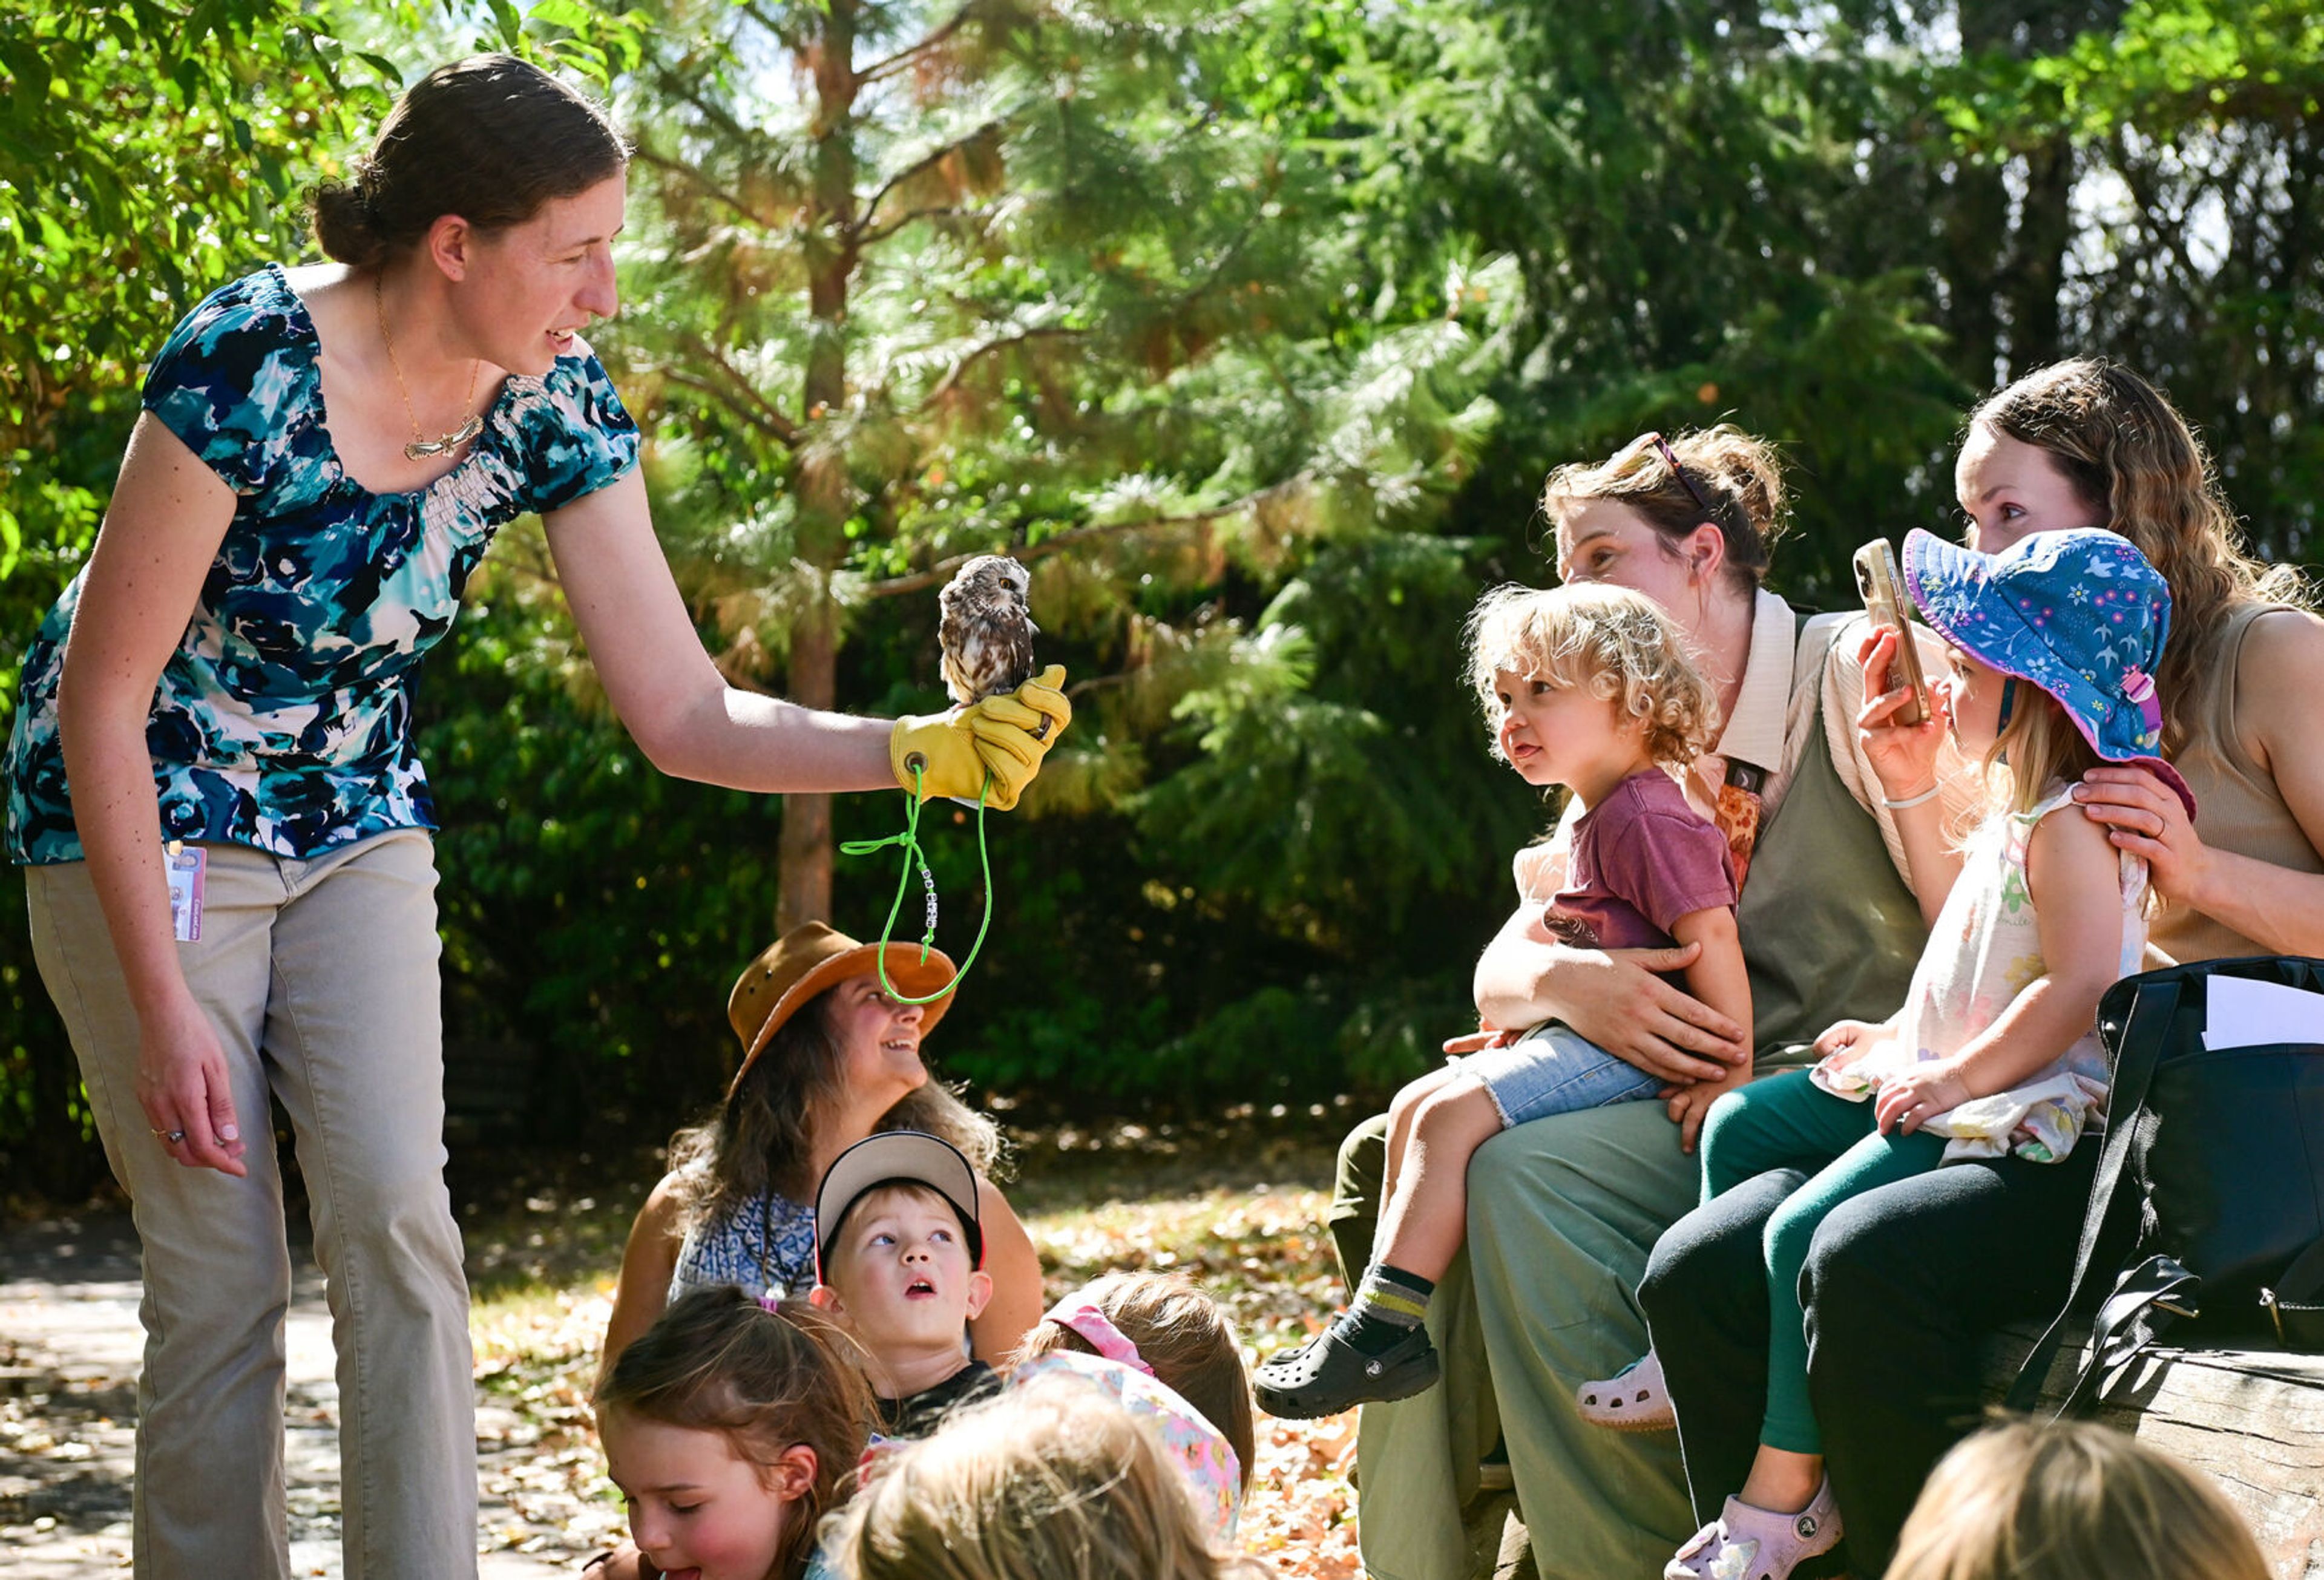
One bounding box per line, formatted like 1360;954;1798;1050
1334;1100;1701;1580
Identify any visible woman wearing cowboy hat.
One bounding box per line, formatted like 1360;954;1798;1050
600;923;1043;1377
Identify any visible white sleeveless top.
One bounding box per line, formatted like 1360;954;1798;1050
1813;785;2148;1162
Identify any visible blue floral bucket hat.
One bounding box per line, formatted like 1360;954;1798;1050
1902;526;2196;819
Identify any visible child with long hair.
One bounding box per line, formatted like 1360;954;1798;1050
586;1286;873;1580
1644;527;2190;1579
1258;581;1750;1418
1013;1271;1256;1501
1886;1420;2269;1580
821;1377;1270;1580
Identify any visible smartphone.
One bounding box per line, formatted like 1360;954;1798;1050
1852;539;1929;727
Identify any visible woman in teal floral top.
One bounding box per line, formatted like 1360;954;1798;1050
4;56;1066;1580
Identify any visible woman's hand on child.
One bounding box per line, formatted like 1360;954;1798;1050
2072;764;2207;908
1855;627;1949;801
1875;1060;1972;1135
1555;944;1750;1085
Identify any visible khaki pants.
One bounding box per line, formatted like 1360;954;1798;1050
27;830;477;1580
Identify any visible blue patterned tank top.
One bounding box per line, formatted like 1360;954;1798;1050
669;1188;821;1303
4;264;639;864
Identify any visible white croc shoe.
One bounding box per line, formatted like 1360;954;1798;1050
1575;1348;1676;1432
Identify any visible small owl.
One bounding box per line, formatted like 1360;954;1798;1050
937;554;1045;736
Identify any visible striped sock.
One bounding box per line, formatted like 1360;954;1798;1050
1332;1264;1435;1356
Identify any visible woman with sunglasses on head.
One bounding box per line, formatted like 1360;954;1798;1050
1328;425;1975;1580
3;56;1064;1579
1636;359;2323;1576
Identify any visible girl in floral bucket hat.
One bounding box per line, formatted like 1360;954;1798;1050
1647;525;2188;1580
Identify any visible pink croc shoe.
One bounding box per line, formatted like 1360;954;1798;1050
1664;1478;1843;1580
1575;1349;1676;1432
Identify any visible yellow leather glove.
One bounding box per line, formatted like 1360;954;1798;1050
888;666;1071;810
968;664;1071;811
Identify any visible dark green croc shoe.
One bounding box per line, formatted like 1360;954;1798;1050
1253;1324;1441;1418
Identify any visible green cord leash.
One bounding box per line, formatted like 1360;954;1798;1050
838;761;995;1005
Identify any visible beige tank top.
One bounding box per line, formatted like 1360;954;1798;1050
2150;603;2324;963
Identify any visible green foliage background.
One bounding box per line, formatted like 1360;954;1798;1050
3;0;2319;1198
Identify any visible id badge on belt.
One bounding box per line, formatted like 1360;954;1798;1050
165;840;206;943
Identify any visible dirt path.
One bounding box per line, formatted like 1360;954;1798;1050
0;1213;603;1576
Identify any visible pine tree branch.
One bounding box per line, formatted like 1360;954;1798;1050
649;64;766;152
856;203;984;248
663;339;804;448
865;471;1312;598
913;324;1085;412
853;117;1006;238
631;144;781;232
735;0;822;58
858;2;978;87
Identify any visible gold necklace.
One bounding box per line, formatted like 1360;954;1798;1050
375;274;484;462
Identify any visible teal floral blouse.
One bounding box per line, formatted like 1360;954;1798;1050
4;264;638;865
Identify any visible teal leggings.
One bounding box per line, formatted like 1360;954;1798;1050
1696;1070;1947;1454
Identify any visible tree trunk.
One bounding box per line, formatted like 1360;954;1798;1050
777;600;839;933
776;0;860;936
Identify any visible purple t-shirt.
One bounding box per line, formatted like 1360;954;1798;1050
1545;770;1738;954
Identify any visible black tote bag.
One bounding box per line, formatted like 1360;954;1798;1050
2006;956;2324;1416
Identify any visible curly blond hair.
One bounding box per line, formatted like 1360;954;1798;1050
1464;582;1719;769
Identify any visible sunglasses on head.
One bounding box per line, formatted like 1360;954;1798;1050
1635;430;1719;525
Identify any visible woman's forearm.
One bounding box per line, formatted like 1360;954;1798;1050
2185;848;2324;957
644;683;898;794
54;706;194;1025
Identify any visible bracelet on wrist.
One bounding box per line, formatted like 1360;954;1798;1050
1882;782;1942;810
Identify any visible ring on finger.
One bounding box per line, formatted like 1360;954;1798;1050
151;1127;187;1144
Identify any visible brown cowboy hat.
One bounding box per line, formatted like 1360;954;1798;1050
726;922;958;1097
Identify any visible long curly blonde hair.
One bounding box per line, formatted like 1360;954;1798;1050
1465;582;1720;769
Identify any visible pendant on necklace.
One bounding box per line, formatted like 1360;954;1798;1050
403;413;485;462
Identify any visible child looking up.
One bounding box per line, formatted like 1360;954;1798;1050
809;1130;1002;1439
1649;528;2190;1580
1257;582;1750;1418
588;1287;870;1580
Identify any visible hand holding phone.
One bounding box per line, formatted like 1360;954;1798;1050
1852;539;1929;727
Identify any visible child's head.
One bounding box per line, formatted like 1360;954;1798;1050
1886;1419;2268;1580
1541;424;1788;599
594;1287;871;1580
1902;526;2194;822
1963;358;2311;749
821;1377;1265;1580
1012;1272;1255;1495
812;1132;990;1374
1465;582;1718;780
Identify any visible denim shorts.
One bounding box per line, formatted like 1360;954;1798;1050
1459;1021;1663;1129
